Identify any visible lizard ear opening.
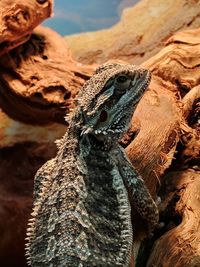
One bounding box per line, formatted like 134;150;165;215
99;110;108;122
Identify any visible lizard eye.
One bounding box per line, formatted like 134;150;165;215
37;0;48;4
99;110;108;122
115;75;131;90
116;75;128;83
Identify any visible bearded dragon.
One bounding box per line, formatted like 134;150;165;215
26;63;159;266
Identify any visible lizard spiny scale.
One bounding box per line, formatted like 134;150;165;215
26;63;159;266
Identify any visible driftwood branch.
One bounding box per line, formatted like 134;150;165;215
0;26;95;124
0;0;53;56
147;169;200;267
0;2;199;267
130;27;200;190
65;0;200;65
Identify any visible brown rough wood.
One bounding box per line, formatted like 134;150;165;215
0;26;95;125
126;79;181;196
182;85;200;120
126;28;200;266
127;27;200;193
0;0;52;56
65;0;200;65
147;169;200;267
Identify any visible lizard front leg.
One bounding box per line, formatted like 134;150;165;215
115;145;159;235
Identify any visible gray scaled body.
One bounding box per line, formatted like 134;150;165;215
26;63;159;267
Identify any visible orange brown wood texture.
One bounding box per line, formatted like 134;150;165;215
0;1;199;266
65;0;200;65
0;26;95;125
0;0;53;56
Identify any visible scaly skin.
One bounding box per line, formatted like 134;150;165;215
26;63;159;266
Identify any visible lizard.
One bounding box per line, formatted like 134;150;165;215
25;62;159;267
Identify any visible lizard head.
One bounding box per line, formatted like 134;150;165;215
75;63;151;146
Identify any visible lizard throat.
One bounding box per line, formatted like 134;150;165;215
87;133;116;151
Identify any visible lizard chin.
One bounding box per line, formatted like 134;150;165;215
93;112;131;139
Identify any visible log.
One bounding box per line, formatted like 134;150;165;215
0;0;53;56
0;26;95;125
65;0;200;65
